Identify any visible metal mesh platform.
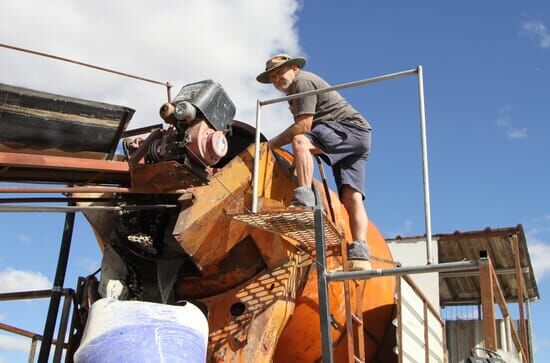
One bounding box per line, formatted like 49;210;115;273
233;208;344;250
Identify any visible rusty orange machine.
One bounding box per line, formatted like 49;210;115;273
0;81;397;362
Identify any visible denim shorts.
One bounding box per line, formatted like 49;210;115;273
305;121;371;199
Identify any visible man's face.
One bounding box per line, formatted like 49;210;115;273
268;65;297;93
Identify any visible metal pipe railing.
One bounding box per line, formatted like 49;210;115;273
252;99;263;213
416;66;434;264
252;66;434;262
326;260;480;281
0;204;178;213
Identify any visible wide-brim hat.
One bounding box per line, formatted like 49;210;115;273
256;54;306;84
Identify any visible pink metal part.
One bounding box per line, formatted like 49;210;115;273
187;121;228;166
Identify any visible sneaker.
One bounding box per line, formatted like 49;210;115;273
290;186;316;208
347;240;372;271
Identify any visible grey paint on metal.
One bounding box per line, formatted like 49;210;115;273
326;260;480;281
313;191;334;363
252;99;262;213
259;68;418;106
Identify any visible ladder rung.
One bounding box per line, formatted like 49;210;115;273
351;313;363;325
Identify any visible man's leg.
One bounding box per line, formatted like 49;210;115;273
288;135;322;207
291;134;317;187
340;185;371;270
340;185;368;241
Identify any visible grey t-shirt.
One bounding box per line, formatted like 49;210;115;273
288;70;371;130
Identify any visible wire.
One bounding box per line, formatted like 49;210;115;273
0;42;172;101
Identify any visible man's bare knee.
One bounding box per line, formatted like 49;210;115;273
340;186;362;206
292;135;321;155
292;134;310;151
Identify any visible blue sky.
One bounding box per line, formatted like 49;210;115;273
1;1;549;362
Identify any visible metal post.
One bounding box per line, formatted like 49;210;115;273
38;205;76;362
526;298;534;363
326;260;479;281
252;99;262;213
250;68;419;214
315;211;334;363
313;188;334;363
53;294;73;362
416;65;434;264
28;337;38;363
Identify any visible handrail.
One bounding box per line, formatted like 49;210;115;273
479;255;527;361
252;66;435;263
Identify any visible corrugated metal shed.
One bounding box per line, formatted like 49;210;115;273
389;225;539;306
436;225;538;306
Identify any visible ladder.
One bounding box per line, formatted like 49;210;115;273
315;155;366;363
233;184;367;363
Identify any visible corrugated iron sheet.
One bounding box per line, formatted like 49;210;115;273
437;225;538;305
398;276;445;363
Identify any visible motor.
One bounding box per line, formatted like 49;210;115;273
151;79;235;168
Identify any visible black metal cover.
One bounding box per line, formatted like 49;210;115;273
173;80;235;132
0;83;134;159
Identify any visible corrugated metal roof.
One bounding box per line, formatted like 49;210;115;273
436;225;539;306
389;225;539;306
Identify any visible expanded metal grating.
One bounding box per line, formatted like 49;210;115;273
233;209;344;250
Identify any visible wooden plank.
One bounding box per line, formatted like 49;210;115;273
479;257;497;351
511;234;529;362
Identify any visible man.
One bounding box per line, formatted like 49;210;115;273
256;54;372;270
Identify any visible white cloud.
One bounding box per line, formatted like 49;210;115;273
507;127;527;139
0;0;303;138
0;268;52;293
16;234;30;244
0;334;29;353
522;20;550;48
527;238;550;280
525;221;550;280
0;314;4;322
496;108;511;128
529;240;550;280
496;107;527;140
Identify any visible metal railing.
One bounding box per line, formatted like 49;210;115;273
0;289;78;363
309;185;479;363
251;66;435;264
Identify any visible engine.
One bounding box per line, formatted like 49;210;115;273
144;79;235;168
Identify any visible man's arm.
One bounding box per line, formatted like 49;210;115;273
268;114;314;149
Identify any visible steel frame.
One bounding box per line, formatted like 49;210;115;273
310;190;480;363
0;288;78;363
252;66;435;264
478;251;529;362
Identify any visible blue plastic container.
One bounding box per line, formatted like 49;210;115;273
74;299;208;363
